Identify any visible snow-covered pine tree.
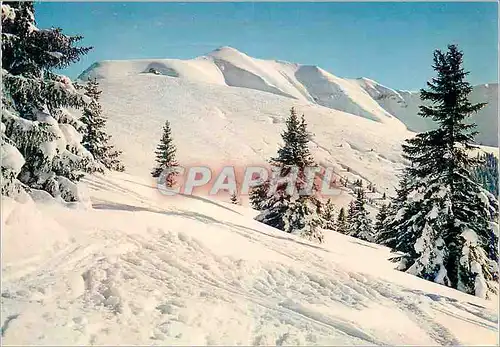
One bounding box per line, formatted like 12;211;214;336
81;79;124;173
374;203;389;244
249;180;269;210
388;45;498;298
151;120;178;187
321;198;336;231
256;107;324;243
346;200;357;234
336;207;348;234
472;152;498;196
1;1;95;201
350;189;374;242
230;191;239;205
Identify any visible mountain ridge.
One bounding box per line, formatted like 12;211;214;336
78;46;498;146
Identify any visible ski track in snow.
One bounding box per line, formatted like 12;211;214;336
2;173;498;345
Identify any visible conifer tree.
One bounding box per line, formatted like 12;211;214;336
350;189;374;241
374;203;389;243
256;107;324;243
81;79;124;173
249;180;269;210
336;207;348;235
151;120;178;187
230;191;239;205
472;152;498;196
346;200;357;234
321;198;336;231
1;1;95;201
387;45;498;298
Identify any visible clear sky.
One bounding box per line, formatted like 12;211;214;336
35;1;498;90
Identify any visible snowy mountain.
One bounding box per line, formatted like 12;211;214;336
79;46;498;146
3;44;498;345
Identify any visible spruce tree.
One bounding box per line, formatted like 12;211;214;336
256;107;324;243
321;198;336;231
1;1;95;201
81;79;124;173
346;200;357;234
151;120;178;187
249;180;269;210
374;203;389;244
388;45;498;298
350;189;374;242
336;207;348;235
472;152;498;196
230;191;239;205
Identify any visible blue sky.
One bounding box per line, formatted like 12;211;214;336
35;1;498;90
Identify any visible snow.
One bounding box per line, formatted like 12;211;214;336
1;142;25;173
1;172;498;345
77;49;418;199
79;46;498;146
354;78;498;146
2;46;498;345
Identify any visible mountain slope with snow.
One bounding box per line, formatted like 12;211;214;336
353;78;498;146
80;46;498;146
2;47;498;346
1;172;498;345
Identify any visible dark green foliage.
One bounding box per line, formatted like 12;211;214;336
256;107;324;243
472;152;498;196
386;45;498;298
151;120;178;187
321;198;336;231
336;207;348;235
1;1;94;201
81;79;124;173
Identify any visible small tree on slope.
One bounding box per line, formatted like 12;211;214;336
336;207;348;235
388;45;498;298
350;189;374;242
321;198;336;231
151;120;178;187
256;107;324;243
81;79;124;173
374;203;389;244
230;191;239;205
346;200;357;234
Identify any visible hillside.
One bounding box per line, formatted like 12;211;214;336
2;46;498;346
2;172;498;345
80;46;498;146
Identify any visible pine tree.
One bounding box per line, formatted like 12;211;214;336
346;200;357;234
472;152;498;196
374;203;389;244
336;207;348;234
249;180;269;210
387;45;498;298
321;198;336;231
151;120;178;187
230;191;239;205
1;1;95;201
81;79;124;173
350;189;374;242
256;107;324;243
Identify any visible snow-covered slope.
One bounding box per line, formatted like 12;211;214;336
2;173;498;345
353;78;498;146
2;47;498;346
80;46;498;146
